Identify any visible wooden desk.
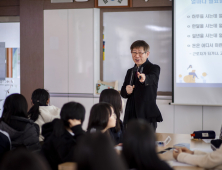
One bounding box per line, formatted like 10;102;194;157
58;162;77;170
58;133;212;170
156;133;212;170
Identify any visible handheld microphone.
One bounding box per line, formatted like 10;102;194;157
139;67;143;80
129;66;137;86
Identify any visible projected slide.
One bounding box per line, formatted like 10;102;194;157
175;0;222;87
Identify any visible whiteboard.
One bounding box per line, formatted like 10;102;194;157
103;11;172;92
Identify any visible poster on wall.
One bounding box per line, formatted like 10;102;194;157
0;48;20;115
0;22;20;116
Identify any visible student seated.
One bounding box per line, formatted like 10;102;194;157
173;145;222;169
0;130;11;160
75;132;127;170
87;103;116;135
41;101;85;170
0;94;40;151
99;89;124;145
122;119;173;170
28;88;60;141
0;148;50;170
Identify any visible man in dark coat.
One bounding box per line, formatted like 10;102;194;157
120;40;163;130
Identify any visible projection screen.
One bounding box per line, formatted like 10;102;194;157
173;0;222;105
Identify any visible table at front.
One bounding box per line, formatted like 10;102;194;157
156;133;212;170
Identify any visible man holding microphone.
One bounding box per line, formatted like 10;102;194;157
120;40;162;131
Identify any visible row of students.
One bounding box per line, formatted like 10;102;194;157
0;88;222;170
0;120;172;170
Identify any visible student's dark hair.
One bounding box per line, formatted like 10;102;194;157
0;94;28;124
87;103;112;132
122;119;164;170
28;88;50;121
75;132;127;170
0;149;50;170
53;102;85;137
130;40;150;52
99;89;122;132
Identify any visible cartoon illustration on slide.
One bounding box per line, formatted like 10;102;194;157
201;72;207;83
183;65;198;83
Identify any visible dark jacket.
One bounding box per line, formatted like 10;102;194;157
0;130;11;160
0;116;40;151
109;120;124;145
41;119;85;170
121;59;163;124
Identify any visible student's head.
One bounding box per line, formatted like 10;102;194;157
60;102;85;127
54;102;85;137
28;89;50;121
87;103;116;133
130;40;150;66
99;89;122;132
1;94;28;124
122;119;161;170
0;149;50;170
75;132;127;170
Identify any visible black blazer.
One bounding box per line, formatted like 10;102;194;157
121;59;163;123
41;119;85;170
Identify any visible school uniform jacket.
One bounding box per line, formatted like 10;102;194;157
121;59;163;124
41;119;85;170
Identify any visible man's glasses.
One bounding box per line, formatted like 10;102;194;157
131;52;146;56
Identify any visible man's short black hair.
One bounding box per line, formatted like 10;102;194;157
130;40;150;52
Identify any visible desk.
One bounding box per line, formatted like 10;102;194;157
58;162;76;170
58;133;212;170
156;133;212;170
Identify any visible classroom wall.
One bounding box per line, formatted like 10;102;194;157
0;0;19;16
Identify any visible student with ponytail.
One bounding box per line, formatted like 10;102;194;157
28;88;60;141
41;102;85;170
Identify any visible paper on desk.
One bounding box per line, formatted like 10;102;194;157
202;136;220;144
202;139;212;143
